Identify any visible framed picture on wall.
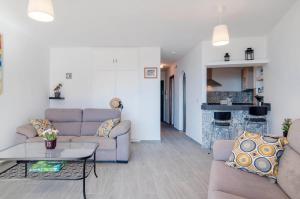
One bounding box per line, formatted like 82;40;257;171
0;33;3;95
144;67;158;79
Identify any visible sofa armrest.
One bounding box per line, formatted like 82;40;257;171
109;120;131;139
116;132;130;162
213;140;234;161
15;133;28;144
16;124;37;138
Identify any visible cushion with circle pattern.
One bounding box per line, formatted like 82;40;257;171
30;119;55;137
225;131;286;179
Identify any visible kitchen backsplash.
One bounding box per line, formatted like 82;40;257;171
207;90;254;104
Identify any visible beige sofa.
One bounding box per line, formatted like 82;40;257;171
208;119;300;199
16;109;131;163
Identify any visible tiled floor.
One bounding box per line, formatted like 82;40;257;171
0;124;212;199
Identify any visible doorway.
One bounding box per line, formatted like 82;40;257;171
160;80;164;122
183;73;186;132
169;75;175;125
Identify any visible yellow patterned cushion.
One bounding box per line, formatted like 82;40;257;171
226;131;286;179
97;118;120;137
30;119;55;137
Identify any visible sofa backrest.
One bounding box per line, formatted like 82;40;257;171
45;109;82;136
81;109;121;136
277;119;300;198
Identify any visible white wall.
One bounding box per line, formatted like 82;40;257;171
265;0;300;133
175;43;203;143
210;68;242;92
0;21;49;149
50;47;161;141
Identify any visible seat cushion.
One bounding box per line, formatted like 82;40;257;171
83;109;121;122
26;136;76;143
209;161;289;199
71;136;116;150
45;109;82;122
209;191;247;199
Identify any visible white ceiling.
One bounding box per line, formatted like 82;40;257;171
0;0;297;64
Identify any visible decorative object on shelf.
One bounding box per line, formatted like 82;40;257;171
282;118;292;137
53;83;63;98
245;48;254;60
144;67;158;78
224;53;230;62
42;128;58;149
0;33;3;95
212;5;230;46
27;0;54;22
110;97;124;111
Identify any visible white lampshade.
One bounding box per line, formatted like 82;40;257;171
28;0;54;22
212;24;230;46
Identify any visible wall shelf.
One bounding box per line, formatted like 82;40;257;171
206;59;269;68
49;97;65;100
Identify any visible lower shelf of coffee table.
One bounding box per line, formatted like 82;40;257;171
0;162;94;180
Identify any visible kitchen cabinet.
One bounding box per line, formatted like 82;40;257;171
241;67;254;90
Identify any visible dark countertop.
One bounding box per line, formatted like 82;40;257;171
201;103;271;111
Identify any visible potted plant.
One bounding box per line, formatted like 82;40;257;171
43;129;59;149
282;118;292;137
53;83;63;98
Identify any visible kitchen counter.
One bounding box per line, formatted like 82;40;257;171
201;103;271;111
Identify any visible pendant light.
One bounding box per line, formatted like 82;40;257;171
28;0;54;22
212;6;229;46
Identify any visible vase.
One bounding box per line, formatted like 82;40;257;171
45;140;57;149
54;92;61;98
283;131;288;137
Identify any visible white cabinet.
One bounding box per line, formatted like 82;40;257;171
92;48;138;69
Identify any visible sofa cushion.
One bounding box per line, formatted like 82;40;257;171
81;122;102;136
26;136;76;143
209;191;247;199
45;109;82;122
226;131;285;179
277;145;300;199
287;119;300;154
16;124;37;138
109;120;131;138
52;122;81;136
71;136;116;150
209;161;289;199
97;119;120;137
30;119;55;137
83;109;121;122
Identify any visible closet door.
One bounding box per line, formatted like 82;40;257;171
114;48;138;69
93;48;117;69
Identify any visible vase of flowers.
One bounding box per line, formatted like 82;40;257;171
282;118;292;137
109;97;124;111
43;129;59;149
54;83;63;98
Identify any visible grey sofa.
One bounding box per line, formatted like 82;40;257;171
208;119;300;199
16;109;131;163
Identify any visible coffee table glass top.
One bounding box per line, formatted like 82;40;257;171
0;142;98;161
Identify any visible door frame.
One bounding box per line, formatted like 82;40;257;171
160;80;164;122
183;72;186;132
169;75;175;125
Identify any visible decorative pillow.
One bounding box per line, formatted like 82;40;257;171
226;131;286;179
97;118;121;137
30;119;55;137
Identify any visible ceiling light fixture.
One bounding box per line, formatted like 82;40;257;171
28;0;54;22
212;6;229;46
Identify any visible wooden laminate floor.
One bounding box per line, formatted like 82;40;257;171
0;124;212;199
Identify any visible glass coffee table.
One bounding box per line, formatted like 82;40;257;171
0;142;99;199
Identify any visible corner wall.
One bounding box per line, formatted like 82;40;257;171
0;21;49;149
265;0;300;132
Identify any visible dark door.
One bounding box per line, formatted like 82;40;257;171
183;73;186;132
161;80;164;122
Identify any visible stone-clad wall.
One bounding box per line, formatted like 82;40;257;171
207;91;254;104
202;110;271;149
